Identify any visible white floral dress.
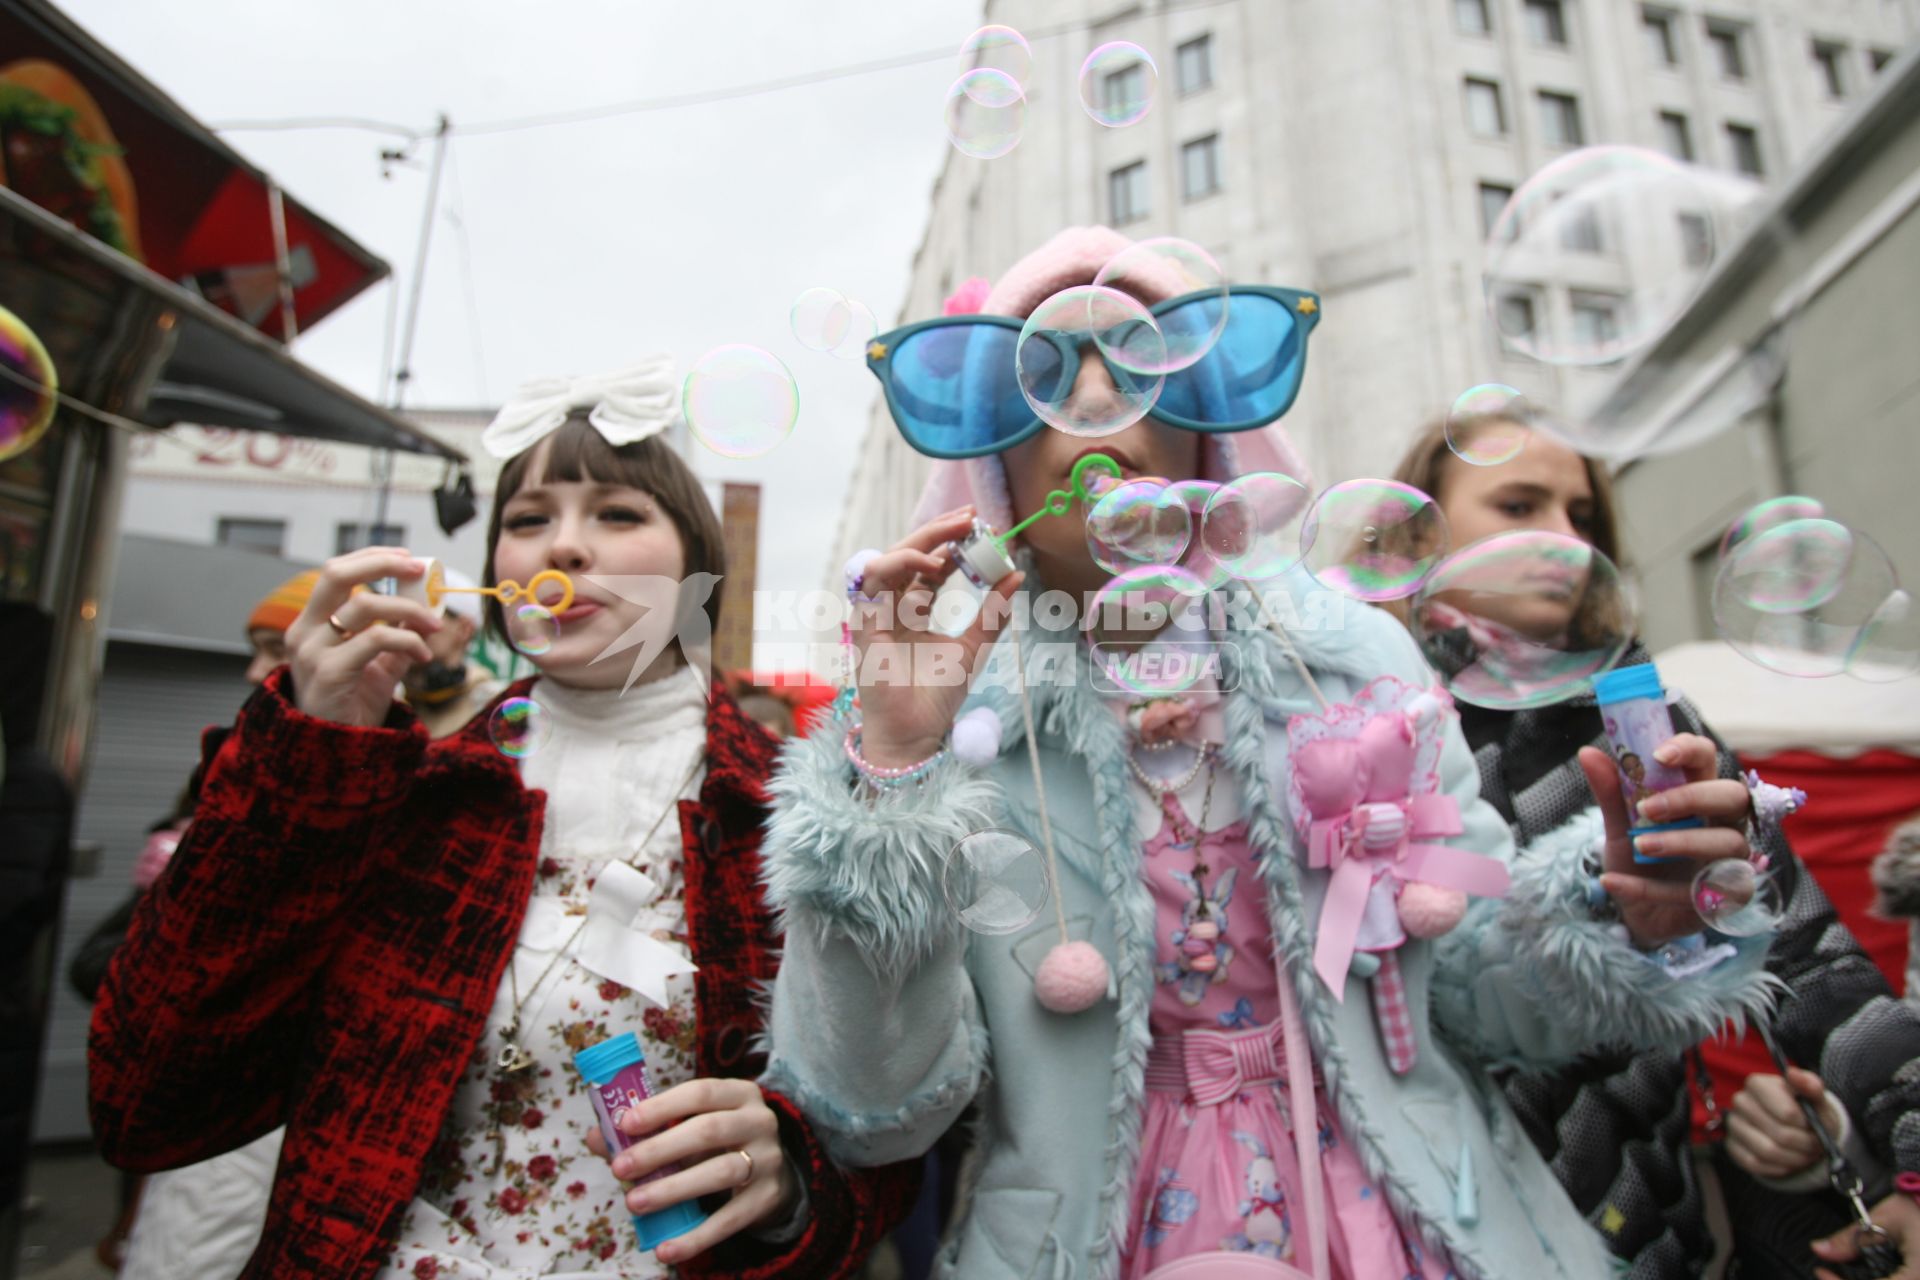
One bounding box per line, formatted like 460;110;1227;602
379;668;708;1279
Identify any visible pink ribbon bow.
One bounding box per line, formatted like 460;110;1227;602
1310;792;1513;996
1182;1022;1288;1107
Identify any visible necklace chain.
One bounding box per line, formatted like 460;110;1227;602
496;752;704;1073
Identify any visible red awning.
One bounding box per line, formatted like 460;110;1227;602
1;0;387;339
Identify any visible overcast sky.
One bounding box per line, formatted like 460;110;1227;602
61;0;984;595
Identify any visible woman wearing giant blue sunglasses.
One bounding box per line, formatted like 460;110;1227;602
865;283;1322;460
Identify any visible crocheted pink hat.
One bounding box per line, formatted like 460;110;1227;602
908;226;1313;531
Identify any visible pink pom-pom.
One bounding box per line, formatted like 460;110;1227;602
1397;881;1468;939
952;706;1003;767
1034;940;1110;1013
943;277;993;316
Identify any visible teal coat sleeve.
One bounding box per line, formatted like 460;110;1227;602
759;721;997;1167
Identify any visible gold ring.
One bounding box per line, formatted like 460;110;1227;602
734;1147;755;1185
326;612;352;638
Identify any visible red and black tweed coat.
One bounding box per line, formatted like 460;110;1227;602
89;669;918;1279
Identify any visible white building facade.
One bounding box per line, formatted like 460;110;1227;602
832;0;1917;574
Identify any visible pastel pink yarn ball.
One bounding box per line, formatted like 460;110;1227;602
1398;881;1468;939
1034;940;1110;1013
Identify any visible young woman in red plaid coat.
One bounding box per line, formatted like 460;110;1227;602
88;360;917;1280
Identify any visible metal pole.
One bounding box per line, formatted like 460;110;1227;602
376;112;450;536
267;180;299;346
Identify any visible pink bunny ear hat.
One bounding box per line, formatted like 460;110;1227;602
907;225;1313;532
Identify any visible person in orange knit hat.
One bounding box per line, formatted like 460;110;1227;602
242;570;320;685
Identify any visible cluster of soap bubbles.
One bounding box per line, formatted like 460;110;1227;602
0;304;58;466
1712;497;1917;682
1019;239;1229;439
946;27;1160;159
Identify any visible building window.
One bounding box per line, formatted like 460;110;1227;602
335;522;406;555
1495;291;1539;345
1104;63;1149;120
1658;110;1694;161
1176;35;1214;95
1478;182;1515;239
1869;48;1894;74
1465;77;1506;137
1538;90;1585;147
1726;122;1764;177
1108;161;1150;225
1570;294;1621;350
1706;21;1747;80
1181;134;1222;201
1678;212;1712;267
1812;41;1848;98
217;518;286;556
1559;201;1603;252
1524;0;1569;47
1456;0;1492;36
1643;7;1680;65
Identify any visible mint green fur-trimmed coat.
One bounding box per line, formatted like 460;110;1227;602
761;579;1778;1280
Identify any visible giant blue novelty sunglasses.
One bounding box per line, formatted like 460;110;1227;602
865;285;1321;460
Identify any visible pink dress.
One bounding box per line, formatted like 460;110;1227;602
1119;789;1455;1280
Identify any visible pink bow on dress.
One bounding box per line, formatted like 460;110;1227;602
1293;709;1511;998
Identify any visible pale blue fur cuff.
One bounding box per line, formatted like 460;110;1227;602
762;717;1006;976
1432;808;1783;1070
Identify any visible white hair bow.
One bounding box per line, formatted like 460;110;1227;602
481;355;679;459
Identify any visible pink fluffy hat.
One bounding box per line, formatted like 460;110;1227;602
907;225;1314;531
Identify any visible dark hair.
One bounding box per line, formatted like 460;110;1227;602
482;415;726;641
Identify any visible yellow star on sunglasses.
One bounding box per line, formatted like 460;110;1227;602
867;341;889;361
1296;297;1319;315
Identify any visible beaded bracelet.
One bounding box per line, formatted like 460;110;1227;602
844;725;946;788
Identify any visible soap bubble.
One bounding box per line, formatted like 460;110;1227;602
683;345;798;459
1692;859;1782;937
1079;41;1157;127
1093;238;1230;373
960;25;1031;84
1085;478;1192;575
1202;472;1312;581
1445;385;1532;467
0;304;58;465
1087;565;1212;696
507;603;559;656
1717;495;1828;562
1301;480;1449;602
1411;530;1633;710
1484;146;1759;367
1717;518;1854;614
791;287;854;353
1162;479;1235;592
942;829;1050;935
828;298;879;362
1847;589;1920;683
945;68;1026;160
489;697;552;759
1015;286;1165;437
1713;520;1904;678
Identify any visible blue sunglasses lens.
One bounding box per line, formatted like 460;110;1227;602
884;291;1306;456
887;324;1031;456
1156;293;1302;427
